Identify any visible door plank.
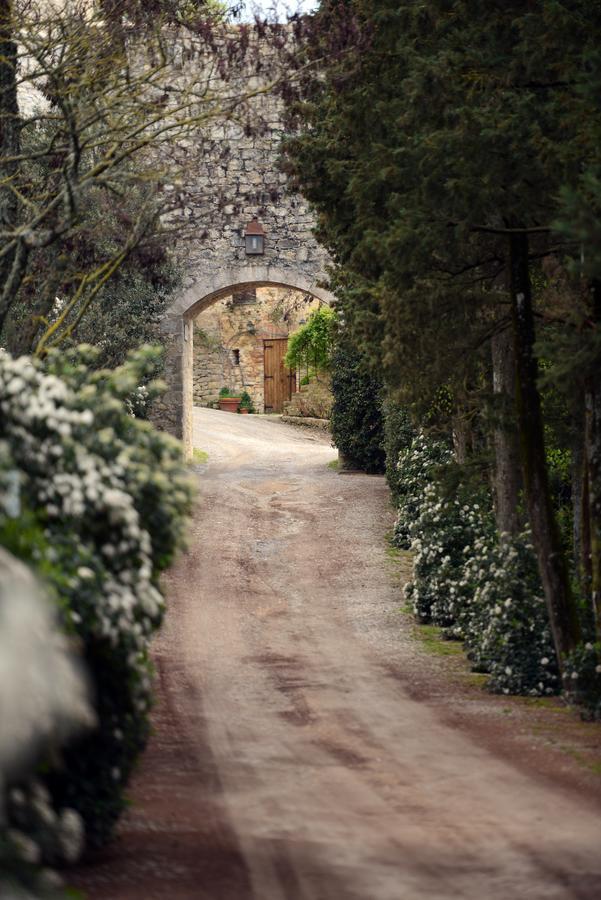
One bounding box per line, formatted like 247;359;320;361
264;339;295;412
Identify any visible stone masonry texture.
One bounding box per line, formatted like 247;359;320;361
151;30;333;449
193;286;322;413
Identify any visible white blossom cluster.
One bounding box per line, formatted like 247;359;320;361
0;351;188;653
457;532;558;695
0;347;193;871
404;482;494;627
8;780;85;867
0;548;93;885
397;431;559;696
393;433;452;550
0;549;94;777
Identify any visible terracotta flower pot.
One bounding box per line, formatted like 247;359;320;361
239;407;249;414
218;397;241;413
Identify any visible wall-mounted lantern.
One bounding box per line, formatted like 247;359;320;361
245;218;265;255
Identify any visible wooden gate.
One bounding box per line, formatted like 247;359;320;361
264;339;296;412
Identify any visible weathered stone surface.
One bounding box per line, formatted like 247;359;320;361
151;40;334;456
282;376;334;421
193;286;321;413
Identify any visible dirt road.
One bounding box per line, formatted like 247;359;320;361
75;409;601;900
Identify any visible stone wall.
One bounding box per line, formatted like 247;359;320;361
155;31;334;454
282;376;333;421
193;286;321;412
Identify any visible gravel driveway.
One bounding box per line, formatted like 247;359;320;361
74;408;601;900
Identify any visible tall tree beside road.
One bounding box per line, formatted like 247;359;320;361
284;0;601;672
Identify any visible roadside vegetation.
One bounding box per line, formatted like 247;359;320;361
0;0;321;895
2;0;601;894
283;0;601;715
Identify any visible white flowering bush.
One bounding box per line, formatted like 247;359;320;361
393;433;452;549
0;345;193;851
457;532;559;695
405;485;494;626
394;429;561;696
564;642;601;718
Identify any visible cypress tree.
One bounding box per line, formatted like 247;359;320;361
285;0;601;670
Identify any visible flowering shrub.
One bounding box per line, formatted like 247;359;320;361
0;345;193;852
394;430;560;696
458;532;559;695
393;433;452;549
405;486;494;627
0;548;93;897
565;642;601;718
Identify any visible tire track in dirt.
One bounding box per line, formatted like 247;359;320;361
74;409;601;900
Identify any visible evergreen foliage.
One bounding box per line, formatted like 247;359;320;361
285;0;601;690
330;335;385;474
382;398;415;505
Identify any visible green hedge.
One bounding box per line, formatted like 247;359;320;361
382;398;415;503
330;338;385;474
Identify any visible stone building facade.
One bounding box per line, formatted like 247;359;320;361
151;29;335;455
192;286;321;413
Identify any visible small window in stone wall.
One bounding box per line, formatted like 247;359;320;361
232;349;240;365
232;289;257;306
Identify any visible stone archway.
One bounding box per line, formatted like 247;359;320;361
148;32;334;455
156;265;335;459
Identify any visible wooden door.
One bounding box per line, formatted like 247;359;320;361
264;339;296;412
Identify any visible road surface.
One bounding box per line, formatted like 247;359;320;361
75;408;601;900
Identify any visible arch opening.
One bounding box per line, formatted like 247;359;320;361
162;272;335;459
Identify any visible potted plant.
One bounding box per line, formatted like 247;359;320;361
218;386;241;413
238;391;255;415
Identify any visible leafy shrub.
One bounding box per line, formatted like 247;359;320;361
393;432;452;549
405;485;494;627
330;337;385;473
239;390;255;412
565;642;601;718
395;430;560;696
458;532;559;695
0;545;94;895
285;306;336;373
383;398;415;504
73;264;179;371
0;345;193;851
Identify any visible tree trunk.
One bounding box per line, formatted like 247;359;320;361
585;279;601;640
0;0;19;299
510;232;581;670
572;423;585;581
491;325;521;537
2;245;63;354
452;415;470;464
